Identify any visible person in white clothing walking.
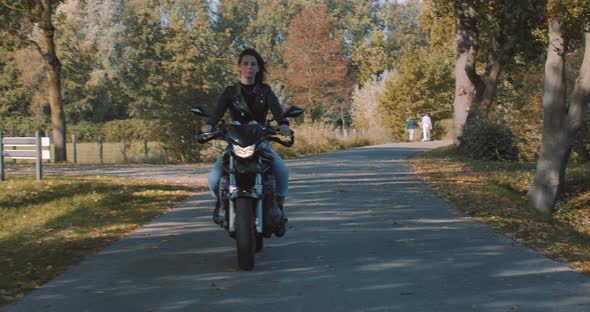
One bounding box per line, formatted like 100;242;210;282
420;112;432;141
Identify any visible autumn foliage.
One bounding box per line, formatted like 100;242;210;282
284;4;350;122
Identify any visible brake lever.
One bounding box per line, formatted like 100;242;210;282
196;130;222;144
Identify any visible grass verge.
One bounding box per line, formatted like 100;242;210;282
408;146;590;276
0;175;195;305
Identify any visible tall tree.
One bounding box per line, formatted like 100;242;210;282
0;44;31;116
284;4;350;122
0;0;67;161
379;45;454;140
430;0;545;145
464;1;545;113
452;0;478;145
247;0;306;82
327;0;377;45
348;0;429;86
212;0;257;85
352;30;389;85
117;0;164;120
379;0;428;58
527;1;590;214
155;0;221;161
55;0;128;122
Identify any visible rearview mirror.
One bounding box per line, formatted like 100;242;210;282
191;106;211;118
283;106;304;118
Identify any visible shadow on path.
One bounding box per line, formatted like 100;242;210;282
3;141;590;312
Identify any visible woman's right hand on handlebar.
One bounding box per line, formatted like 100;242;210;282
201;124;213;133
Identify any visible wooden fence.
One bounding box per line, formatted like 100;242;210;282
0;131;51;180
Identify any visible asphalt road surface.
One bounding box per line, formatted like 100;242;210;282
3;141;590;312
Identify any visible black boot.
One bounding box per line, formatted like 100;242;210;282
277;196;286;214
213;200;222;224
274;196;287;237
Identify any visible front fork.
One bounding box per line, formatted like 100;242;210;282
227;155;263;234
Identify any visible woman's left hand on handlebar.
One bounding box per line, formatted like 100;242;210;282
279;124;291;136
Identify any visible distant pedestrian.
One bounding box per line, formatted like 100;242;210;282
420;113;432;142
406;117;417;142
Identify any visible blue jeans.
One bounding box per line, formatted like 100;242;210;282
207;143;289;198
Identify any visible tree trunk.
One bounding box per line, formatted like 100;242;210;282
568;31;590;142
453;1;477;145
526;20;588;214
480;62;502;113
479;38;514;113
40;0;67;162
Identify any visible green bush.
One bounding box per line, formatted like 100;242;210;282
68;121;104;142
102;119;154;142
459;114;518;161
0;114;49;136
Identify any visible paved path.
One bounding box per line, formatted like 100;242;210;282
3;141;590;312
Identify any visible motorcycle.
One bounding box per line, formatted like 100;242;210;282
192;105;304;270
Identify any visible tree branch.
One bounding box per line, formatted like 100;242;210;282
1;1;27;13
7;30;45;58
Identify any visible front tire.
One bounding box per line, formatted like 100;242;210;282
235;197;256;270
255;235;263;253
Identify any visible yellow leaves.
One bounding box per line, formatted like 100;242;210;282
0;175;196;304
409;147;590;277
547;0;590;30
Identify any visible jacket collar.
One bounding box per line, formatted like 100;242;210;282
233;82;264;118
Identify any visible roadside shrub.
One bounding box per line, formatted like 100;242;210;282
459;113;518;161
495;62;544;161
572;117;590;163
0;114;48;136
68;121;103;142
102;119;154;142
271;122;339;158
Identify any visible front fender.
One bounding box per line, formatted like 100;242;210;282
233;190;260;199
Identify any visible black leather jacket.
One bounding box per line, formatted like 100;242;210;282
206;83;289;127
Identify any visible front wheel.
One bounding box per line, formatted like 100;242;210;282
255;235;263;253
235;197;256;270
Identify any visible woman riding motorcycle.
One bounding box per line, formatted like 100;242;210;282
200;48;291;224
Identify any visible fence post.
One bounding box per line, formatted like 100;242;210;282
45;133;51;163
98;137;104;165
0;131;4;181
10;126;16;163
122;138;127;162
35;131;42;181
72;134;77;164
143;137;149;161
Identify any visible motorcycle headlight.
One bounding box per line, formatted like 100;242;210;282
233;144;255;158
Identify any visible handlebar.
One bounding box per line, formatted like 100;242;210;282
197;127;295;147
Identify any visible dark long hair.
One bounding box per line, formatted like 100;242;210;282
238;48;266;84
